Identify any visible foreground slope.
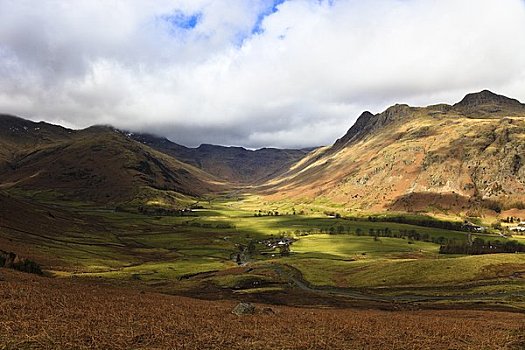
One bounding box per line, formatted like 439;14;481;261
0;115;225;206
263;90;525;215
1;268;524;350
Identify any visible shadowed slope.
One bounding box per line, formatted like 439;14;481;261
0;115;226;205
130;133;312;184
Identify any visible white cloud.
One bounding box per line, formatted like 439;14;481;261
1;0;525;148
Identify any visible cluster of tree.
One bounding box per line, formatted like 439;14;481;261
254;209;308;217
116;205;194;216
356;228;451;244
320;226;451;245
322;225;350;234
484;199;503;213
137;206;193;216
187;221;235;229
0;250;43;275
365;215;466;231
279;244;290;256
234;238;288;265
254;210;281;217
439;238;525;255
502;216;523;223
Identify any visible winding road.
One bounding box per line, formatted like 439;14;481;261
271;264;524;305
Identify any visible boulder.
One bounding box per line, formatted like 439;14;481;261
231;302;255;316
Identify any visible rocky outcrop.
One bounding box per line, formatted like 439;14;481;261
332;111;375;150
231;302;256;316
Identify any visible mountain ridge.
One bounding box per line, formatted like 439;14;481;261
262;90;525;216
0;114;312;207
128;131;311;184
2;89;525;215
454;89;524;109
333;90;525;151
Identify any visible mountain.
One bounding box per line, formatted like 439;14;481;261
0;114;73;163
129;133;311;184
0;115;225;206
0;114;311;208
453;89;525;117
262;90;525;215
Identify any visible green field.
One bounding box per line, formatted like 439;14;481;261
1;192;524;308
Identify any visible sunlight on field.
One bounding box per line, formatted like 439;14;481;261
2;191;524;308
291;234;439;260
284;252;525;289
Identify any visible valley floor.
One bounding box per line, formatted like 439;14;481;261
1;268;524;350
1;190;525;349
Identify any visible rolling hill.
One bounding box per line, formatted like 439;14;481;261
262;90;525;216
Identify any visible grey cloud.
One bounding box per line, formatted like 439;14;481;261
1;0;525;149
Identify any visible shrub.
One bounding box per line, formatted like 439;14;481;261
1;250;43;275
484;200;502;213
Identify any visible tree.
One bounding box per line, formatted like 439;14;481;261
247;240;257;255
279;245;290;257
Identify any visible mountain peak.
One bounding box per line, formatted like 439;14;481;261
454;90;523;109
332;111;375;150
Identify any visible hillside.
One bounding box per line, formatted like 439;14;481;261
0;114;311;209
0;114;73;163
262;90;525;215
2;268;523;350
130;133;311;184
0;115;225;206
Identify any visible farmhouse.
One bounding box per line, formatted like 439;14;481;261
463;221;486;232
510;225;525;232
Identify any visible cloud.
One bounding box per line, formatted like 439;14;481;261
1;0;525;148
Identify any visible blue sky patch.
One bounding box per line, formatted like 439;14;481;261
252;0;287;34
161;11;202;32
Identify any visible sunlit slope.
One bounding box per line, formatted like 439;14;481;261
263;90;525;214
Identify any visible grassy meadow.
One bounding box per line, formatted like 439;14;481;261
1;191;524;309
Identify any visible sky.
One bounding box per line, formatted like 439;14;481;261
1;0;525;149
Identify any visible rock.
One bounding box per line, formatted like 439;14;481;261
231;302;255;316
